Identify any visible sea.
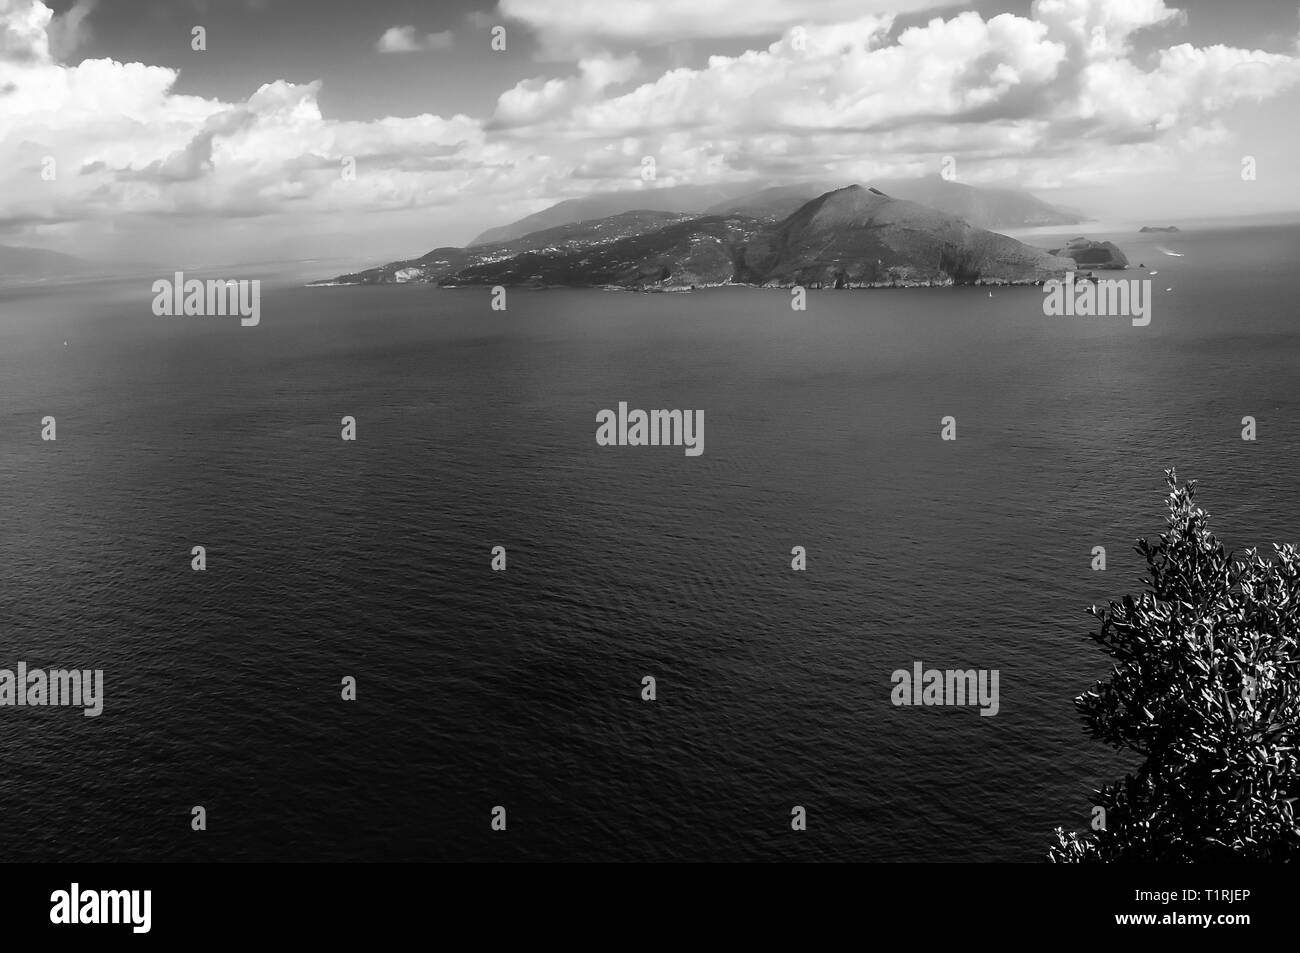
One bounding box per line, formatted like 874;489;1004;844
1;220;1298;862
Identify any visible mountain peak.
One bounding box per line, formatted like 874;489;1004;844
742;185;1074;288
785;183;935;235
321;179;1082;289
466;178;1082;247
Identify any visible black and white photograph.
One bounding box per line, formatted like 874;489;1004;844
1;0;1297;936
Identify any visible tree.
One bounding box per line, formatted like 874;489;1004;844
1050;470;1300;861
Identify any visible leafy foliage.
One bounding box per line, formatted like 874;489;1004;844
1050;470;1300;861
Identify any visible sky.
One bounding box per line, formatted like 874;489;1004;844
2;0;1300;267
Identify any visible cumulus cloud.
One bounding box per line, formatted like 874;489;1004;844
0;0;1298;260
46;0;95;61
498;0;963;58
490;0;1300;188
0;0;51;61
0;4;494;240
1034;0;1183;57
376;26;454;53
492;54;641;127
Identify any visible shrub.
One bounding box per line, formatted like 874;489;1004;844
1050;470;1300;861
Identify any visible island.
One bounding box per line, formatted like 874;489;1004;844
314;184;1079;291
1139;225;1181;232
1048;237;1129;269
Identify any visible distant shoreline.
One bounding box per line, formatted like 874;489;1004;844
304;276;1059;291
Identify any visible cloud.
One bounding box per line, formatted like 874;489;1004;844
46;0;95;61
492;54;641;127
1;0;1299;259
498;0;964;57
0;0;52;62
117;106;260;184
376;26;454;53
1034;0;1183;57
494;2;1299;157
0;4;494;239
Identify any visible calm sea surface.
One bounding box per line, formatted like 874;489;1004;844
1;223;1298;861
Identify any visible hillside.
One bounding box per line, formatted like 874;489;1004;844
467;177;1083;250
468;184;753;246
872;177;1084;229
319;185;1078;290
0;244;95;280
743;186;1074;287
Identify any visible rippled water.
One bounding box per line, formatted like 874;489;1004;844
1;223;1297;861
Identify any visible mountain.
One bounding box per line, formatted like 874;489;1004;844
468;183;755;246
741;185;1074;287
324;210;700;284
701;176;1085;229
704;184;828;221
449;214;765;289
467;177;1081;248
319;184;1077;290
871;177;1084;229
0;244;95;279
